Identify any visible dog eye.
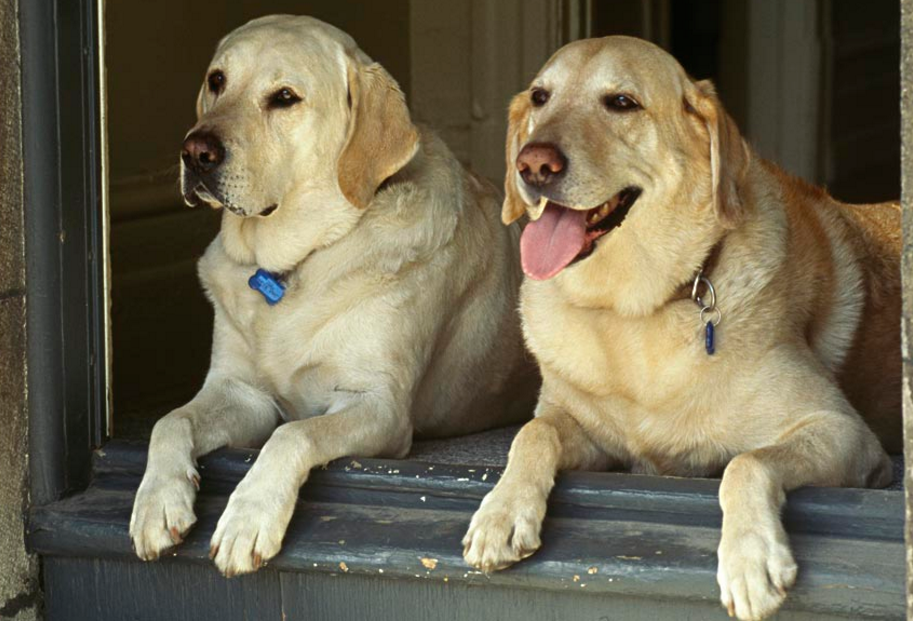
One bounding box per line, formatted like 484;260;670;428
530;88;550;107
207;70;225;95
604;94;640;111
268;88;302;109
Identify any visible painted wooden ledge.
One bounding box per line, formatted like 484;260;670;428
28;440;904;619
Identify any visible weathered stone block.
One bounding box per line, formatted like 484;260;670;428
0;0;24;297
901;0;913;616
0;295;37;621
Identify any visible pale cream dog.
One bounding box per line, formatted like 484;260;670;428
462;36;901;620
129;15;533;576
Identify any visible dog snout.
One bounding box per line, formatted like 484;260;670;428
517;143;567;188
181;131;226;174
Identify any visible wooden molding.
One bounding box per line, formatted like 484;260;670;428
29;440;905;619
745;0;822;183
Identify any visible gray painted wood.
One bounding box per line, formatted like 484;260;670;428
30;441;905;619
278;571;867;621
44;557;282;621
93;441;906;539
40;557;873;621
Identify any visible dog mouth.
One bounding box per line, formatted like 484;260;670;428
184;182;277;218
578;187;640;258
520;186;641;281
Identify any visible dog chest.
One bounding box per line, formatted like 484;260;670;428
523;293;707;403
524;288;746;474
201;255;351;416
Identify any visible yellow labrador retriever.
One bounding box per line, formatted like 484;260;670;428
130;15;533;576
463;36;900;620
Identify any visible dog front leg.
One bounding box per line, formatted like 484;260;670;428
717;408;891;620
463;401;611;572
210;394;411;576
130;373;281;561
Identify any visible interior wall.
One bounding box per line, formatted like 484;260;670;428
589;0;900;203
409;1;473;167
823;0;901;203
107;0;902;436
590;0;748;130
107;1;410;433
409;0;561;185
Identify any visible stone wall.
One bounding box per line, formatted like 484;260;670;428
0;0;40;619
903;0;913;616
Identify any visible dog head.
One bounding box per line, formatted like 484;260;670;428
181;15;418;265
504;36;750;315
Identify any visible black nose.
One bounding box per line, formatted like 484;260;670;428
181;131;225;174
517;142;567;187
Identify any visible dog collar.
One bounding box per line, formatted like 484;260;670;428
248;268;287;305
685;240;725;355
691;270;721;355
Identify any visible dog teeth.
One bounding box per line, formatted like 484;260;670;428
528;196;549;221
587;201;613;226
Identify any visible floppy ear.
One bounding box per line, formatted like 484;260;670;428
338;55;419;209
688;80;750;229
502;92;533;225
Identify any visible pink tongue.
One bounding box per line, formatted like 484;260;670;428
520;203;587;280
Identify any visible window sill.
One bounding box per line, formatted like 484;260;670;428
28;440;904;619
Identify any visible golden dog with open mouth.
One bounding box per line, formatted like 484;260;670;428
462;36;901;620
129;15;535;577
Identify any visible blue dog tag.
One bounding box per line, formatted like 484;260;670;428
248;268;286;305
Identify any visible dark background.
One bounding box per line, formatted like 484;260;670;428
108;0;901;438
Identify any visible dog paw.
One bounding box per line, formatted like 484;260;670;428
130;465;200;561
717;521;797;620
462;488;546;572
210;482;296;577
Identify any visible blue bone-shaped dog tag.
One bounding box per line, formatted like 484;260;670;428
248;268;286;305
